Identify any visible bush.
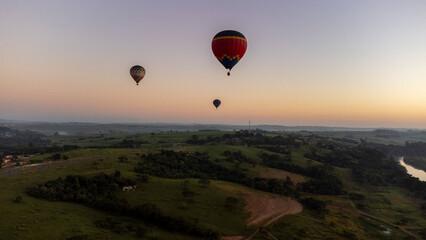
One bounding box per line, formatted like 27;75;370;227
12;195;23;203
349;192;365;200
300;197;327;213
51;153;61;161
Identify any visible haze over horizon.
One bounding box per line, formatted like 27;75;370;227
2;0;426;128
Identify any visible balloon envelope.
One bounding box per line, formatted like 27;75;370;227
130;65;146;85
213;99;221;109
211;30;247;75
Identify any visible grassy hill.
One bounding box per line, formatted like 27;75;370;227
0;131;425;239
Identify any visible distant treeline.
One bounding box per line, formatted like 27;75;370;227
187;130;302;149
1;144;81;156
0;127;49;150
27;173;219;239
111;138;150;148
362;140;426;158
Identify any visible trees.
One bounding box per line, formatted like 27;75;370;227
50;153;62;161
27;172;219;239
134;150;299;197
300;197;327;213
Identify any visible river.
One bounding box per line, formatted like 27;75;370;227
398;157;426;182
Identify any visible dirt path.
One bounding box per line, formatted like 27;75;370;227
219;185;302;240
265;230;279;240
0;157;99;178
0;161;52;177
243;190;302;226
221;237;244;240
221;186;422;240
220;185;302;227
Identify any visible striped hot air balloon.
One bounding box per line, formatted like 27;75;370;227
130;65;146;85
211;30;247;76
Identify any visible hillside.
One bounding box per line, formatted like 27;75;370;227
0;131;425;239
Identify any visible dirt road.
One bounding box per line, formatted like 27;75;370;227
220;185;302;240
0;157;99;178
243;191;302;226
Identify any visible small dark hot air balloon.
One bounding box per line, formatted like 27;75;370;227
213;99;221;109
130;65;146;85
212;30;247;76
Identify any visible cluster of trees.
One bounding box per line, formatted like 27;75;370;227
27;172;219;239
253;177;299;197
258;152;291;168
27;172;135;204
305;144;426;199
222;150;256;165
348;192;365;200
259;152;344;195
299;197;327;213
300;176;344;195
359;140;404;157
131;204;219;239
49;153;69;161
134;150;299;197
405;141;426;156
361;139;426;159
403;142;426;171
404;156;426;171
305;146;394;183
361;140;426;171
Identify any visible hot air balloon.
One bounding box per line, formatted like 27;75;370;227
213;99;221;109
130;65;146;85
211;30;247;76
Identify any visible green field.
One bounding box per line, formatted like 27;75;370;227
1;131;425;240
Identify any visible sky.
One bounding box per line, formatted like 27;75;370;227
1;0;426;128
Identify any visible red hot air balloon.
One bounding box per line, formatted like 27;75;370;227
130;65;146;85
211;30;247;76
